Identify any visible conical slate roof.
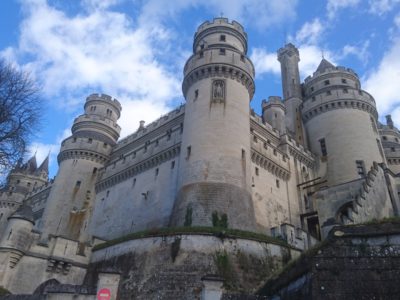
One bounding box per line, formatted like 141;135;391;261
8;204;35;224
37;155;49;174
316;58;335;73
25;155;37;174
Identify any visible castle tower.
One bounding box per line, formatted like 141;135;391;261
0;155;48;235
39;94;121;242
278;43;306;144
262;96;286;134
170;18;256;230
302;59;384;185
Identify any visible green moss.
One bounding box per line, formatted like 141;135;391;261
214;250;233;288
212;211;228;228
0;286;10;296
93;226;292;251
184;206;193;227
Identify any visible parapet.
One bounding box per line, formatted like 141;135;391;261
195;17;246;38
85;93;122;112
262;96;285;112
277;43;299;60
304;66;359;84
193;18;247;53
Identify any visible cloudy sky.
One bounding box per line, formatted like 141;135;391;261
1;0;400;177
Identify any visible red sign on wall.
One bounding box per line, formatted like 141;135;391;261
97;288;111;300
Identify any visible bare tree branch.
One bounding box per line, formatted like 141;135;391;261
0;59;42;177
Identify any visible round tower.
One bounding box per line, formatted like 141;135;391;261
277;43;306;145
39;94;121;242
0;204;34;253
262;96;286;134
380;115;400;174
171;18;256;230
302;60;384;186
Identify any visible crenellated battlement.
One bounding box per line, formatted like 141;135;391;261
305;66;359;84
85;93;122;112
195;17;246;38
277;43;299;61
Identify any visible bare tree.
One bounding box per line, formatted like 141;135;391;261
0;59;42;175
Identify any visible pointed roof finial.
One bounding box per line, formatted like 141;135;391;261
321;49;325;59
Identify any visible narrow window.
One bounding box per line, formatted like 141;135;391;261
220;35;226;41
133;178;136;187
273;149;277;156
242;149;246;159
92;168;97;174
194;89;199;100
180;123;184;134
76;181;81;188
312;96;316;101
343;88;348;93
342;79;347;84
199;51;204;58
155;168;159;177
106;190;110;197
187;146;191;159
253;136;257;142
155;139;159;147
324;80;330;85
276;179;280;188
240;55;245;62
370;116;378;133
391;147;396;152
255;167;259;176
319;138;327;156
310;86;314;92
383;136;387;141
356;160;366;177
103;142;108;148
326;90;332;95
88;138;93;144
219;49;225;55
73;137;77;143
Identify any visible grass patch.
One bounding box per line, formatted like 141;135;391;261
92;226;292;251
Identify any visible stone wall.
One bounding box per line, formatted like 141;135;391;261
261;222;400;300
86;234;300;299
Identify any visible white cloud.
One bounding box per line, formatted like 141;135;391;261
295;19;324;45
368;0;400;16
340;40;371;65
327;0;360;20
139;0;298;30
363;38;400;121
250;48;280;77
298;45;335;79
10;0;182;132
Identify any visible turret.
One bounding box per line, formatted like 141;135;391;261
262;96;286;134
0;204;34;252
302;59;384;185
171;18;256;230
39;94;121;242
277;43;306;145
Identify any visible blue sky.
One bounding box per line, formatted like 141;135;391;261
1;0;400;177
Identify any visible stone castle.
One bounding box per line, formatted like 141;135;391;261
0;18;399;299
